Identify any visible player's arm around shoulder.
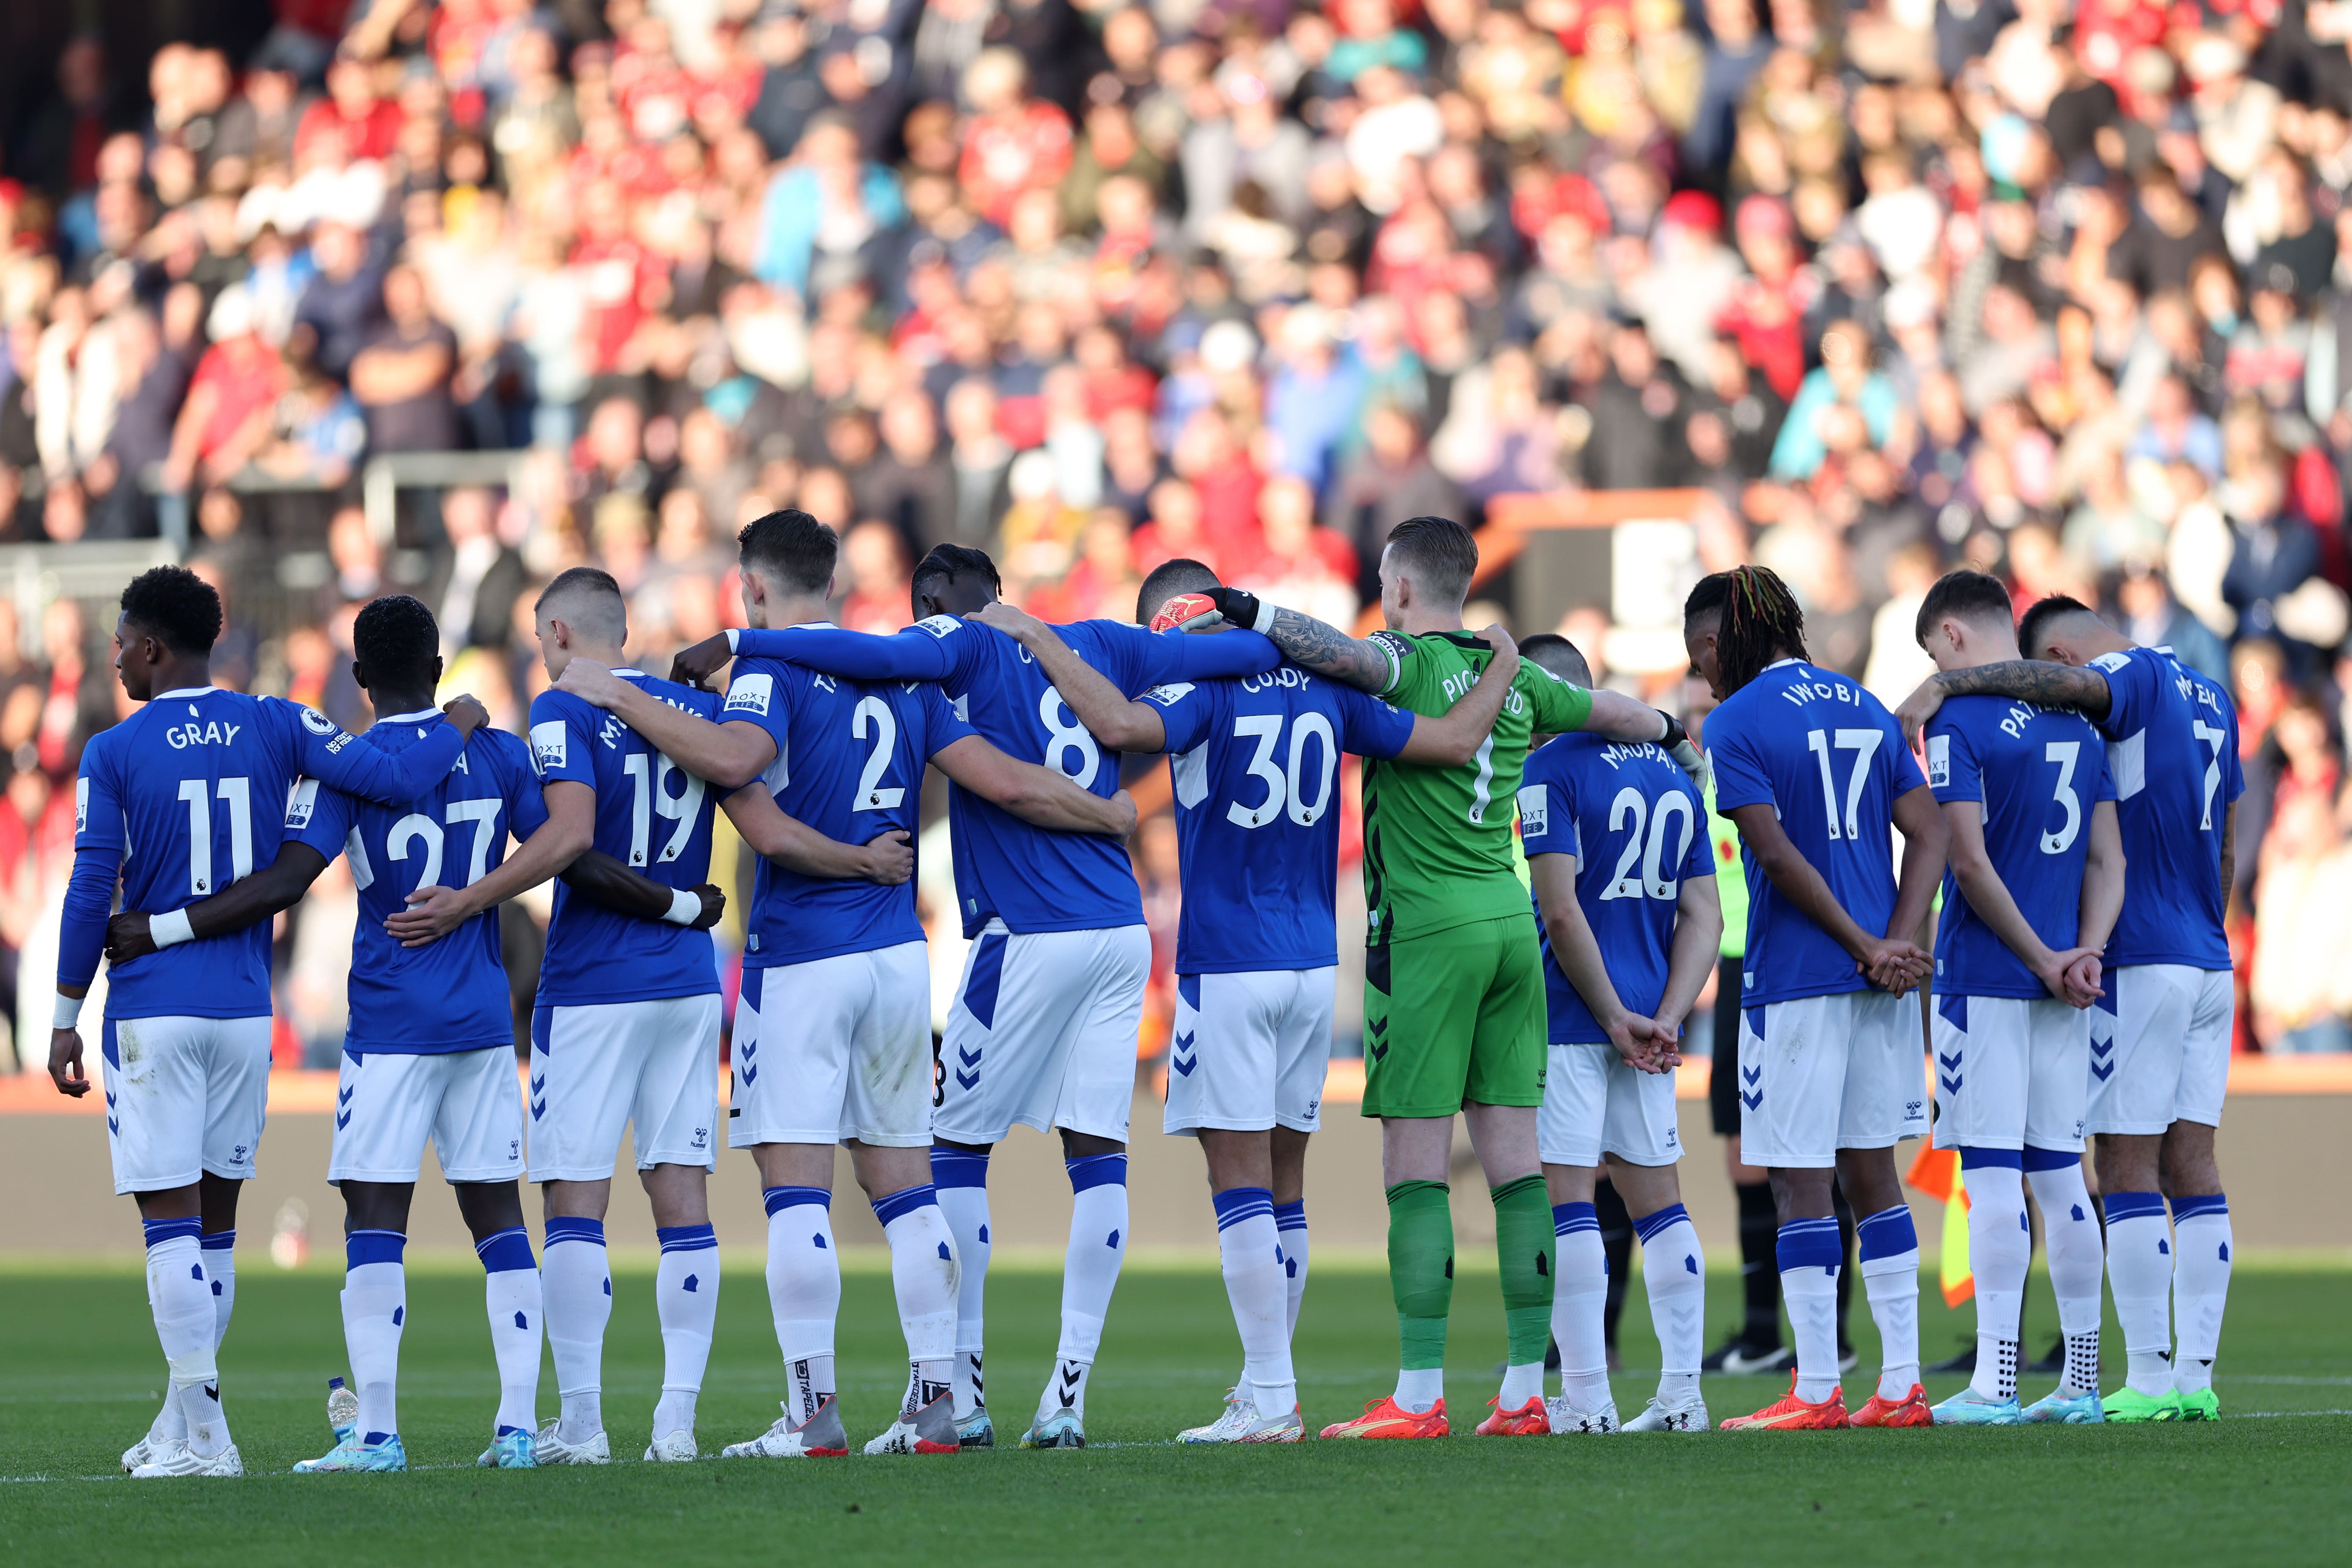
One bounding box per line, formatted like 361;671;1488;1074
1396;622;1518;765
970;601;1169;753
1249;601;1400;696
1895;657;2115;749
553;657;777;789
720;785;914;887
930;734;1138;838
385;774;598;949
107;776;337;965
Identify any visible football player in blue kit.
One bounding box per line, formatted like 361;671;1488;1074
662;542;1281;1449
962;558;1519;1443
102;595;721;1472
1907;571;2126;1427
1899;592;2244;1423
1514;634;1722;1437
1684;567;1950;1432
552;512;1138;1460
50;567;492;1478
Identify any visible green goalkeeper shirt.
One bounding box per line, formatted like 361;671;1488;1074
1362;628;1595;946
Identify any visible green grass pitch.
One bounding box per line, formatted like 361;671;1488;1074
2;1256;2346;1565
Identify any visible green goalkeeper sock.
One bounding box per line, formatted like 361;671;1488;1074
1386;1180;1453;1372
1491;1174;1556;1368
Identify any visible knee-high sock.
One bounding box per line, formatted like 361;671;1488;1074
762;1186;838;1423
1386;1180;1452;1412
201;1228;236;1347
2104;1190;2174;1396
653;1224;719;1437
542;1216;612;1438
341;1229;407;1444
476;1226;542;1436
931;1146;991;1420
1491;1176;1554;1406
874;1183;959;1417
2025;1150;2103;1397
1594;1179;1632;1356
1635;1202;1706;1404
1274;1200;1309;1339
144;1218;229;1457
1733;1181;1782;1349
1776;1218;1842;1404
1960;1154;2029;1402
1856;1205;1920;1401
2170;1194;2231;1396
1551;1201;1610;1411
1212;1187;1293;1420
1044;1153;1129;1423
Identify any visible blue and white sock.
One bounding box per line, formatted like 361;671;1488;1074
1856;1205;1920;1401
1212;1186;1293;1420
144;1216;228;1456
1959;1152;2028;1401
476;1226;541;1436
543;1216;612;1440
874;1184;959;1417
2105;1190;2174;1397
2170;1194;2231;1397
1776;1217;1842;1404
653;1224;719;1438
201;1228;236;1347
931;1146;991;1420
1043;1152;1128;1424
762;1186;837;1424
1634;1202;1705;1405
342;1229;407;1445
2025;1148;2103;1398
1550;1202;1608;1411
1274;1200;1309;1340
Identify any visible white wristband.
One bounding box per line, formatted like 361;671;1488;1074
726;628;741;653
53;991;83;1030
1250;599;1278;634
662;887;703;926
150;909;196;949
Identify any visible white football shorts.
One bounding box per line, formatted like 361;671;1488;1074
328;1045;527;1184
1163;967;1336;1136
935;922;1151;1146
1538;1042;1684;1168
731;941;933;1149
527;993;722;1181
2089;964;2233;1134
1737;989;1928;1169
1929;993;2089;1154
100;1014;272;1196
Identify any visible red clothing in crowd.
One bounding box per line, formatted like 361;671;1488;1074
571;236;667;374
188;337;289;457
958;103;1073;227
293;95;404;164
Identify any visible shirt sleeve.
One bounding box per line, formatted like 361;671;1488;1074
274;698;466;804
1519;664;1596;734
506;740;552;840
1515;757;1577;862
1142;678;1219;755
1333;683;1416;760
1923;715;1980;804
917;682;978;755
1705;708;1774;814
1677;782;1715;882
528;692;601;791
1159;627;1280;684
58;737;123;991
2085;649;2155;741
719;660;796;758
1367;630;1436;707
735;622;957;682
1880;704;1929;793
283;775;356;862
2087;724;2119;804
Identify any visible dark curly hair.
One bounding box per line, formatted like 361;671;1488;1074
352;594;442;691
1684;565;1807;695
119;565;222;657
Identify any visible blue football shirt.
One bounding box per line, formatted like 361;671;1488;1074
1925;695;2117;999
719;636;975;967
287;712;548;1053
1705;659;1928;1006
2083;645;2244;970
528;670;723;1005
1518;732;1715;1043
69;686;467;1019
733;616;1279;937
1146;661;1415;973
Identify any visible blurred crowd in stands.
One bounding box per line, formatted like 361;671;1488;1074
4;0;2352;1067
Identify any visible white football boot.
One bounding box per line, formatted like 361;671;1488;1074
1179;1391;1305;1444
1621;1394;1710;1431
721;1397;849;1458
532;1420;611;1465
643;1429;699;1462
131;1441;244;1478
1543;1395;1621;1433
863;1391;961;1455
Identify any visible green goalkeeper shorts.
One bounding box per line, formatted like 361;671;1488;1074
1360;913;1547;1119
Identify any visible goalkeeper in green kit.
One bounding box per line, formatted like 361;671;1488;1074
1163;516;1709;1438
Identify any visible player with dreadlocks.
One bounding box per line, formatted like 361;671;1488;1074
1682;567;1951;1430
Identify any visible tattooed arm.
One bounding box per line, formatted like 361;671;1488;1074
1895;660;2113;749
1259;606;1396;694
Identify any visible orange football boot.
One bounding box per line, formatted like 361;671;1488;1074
1718;1374;1851;1430
1851;1383;1933;1427
1474;1397;1550;1436
1319;1396;1449;1440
